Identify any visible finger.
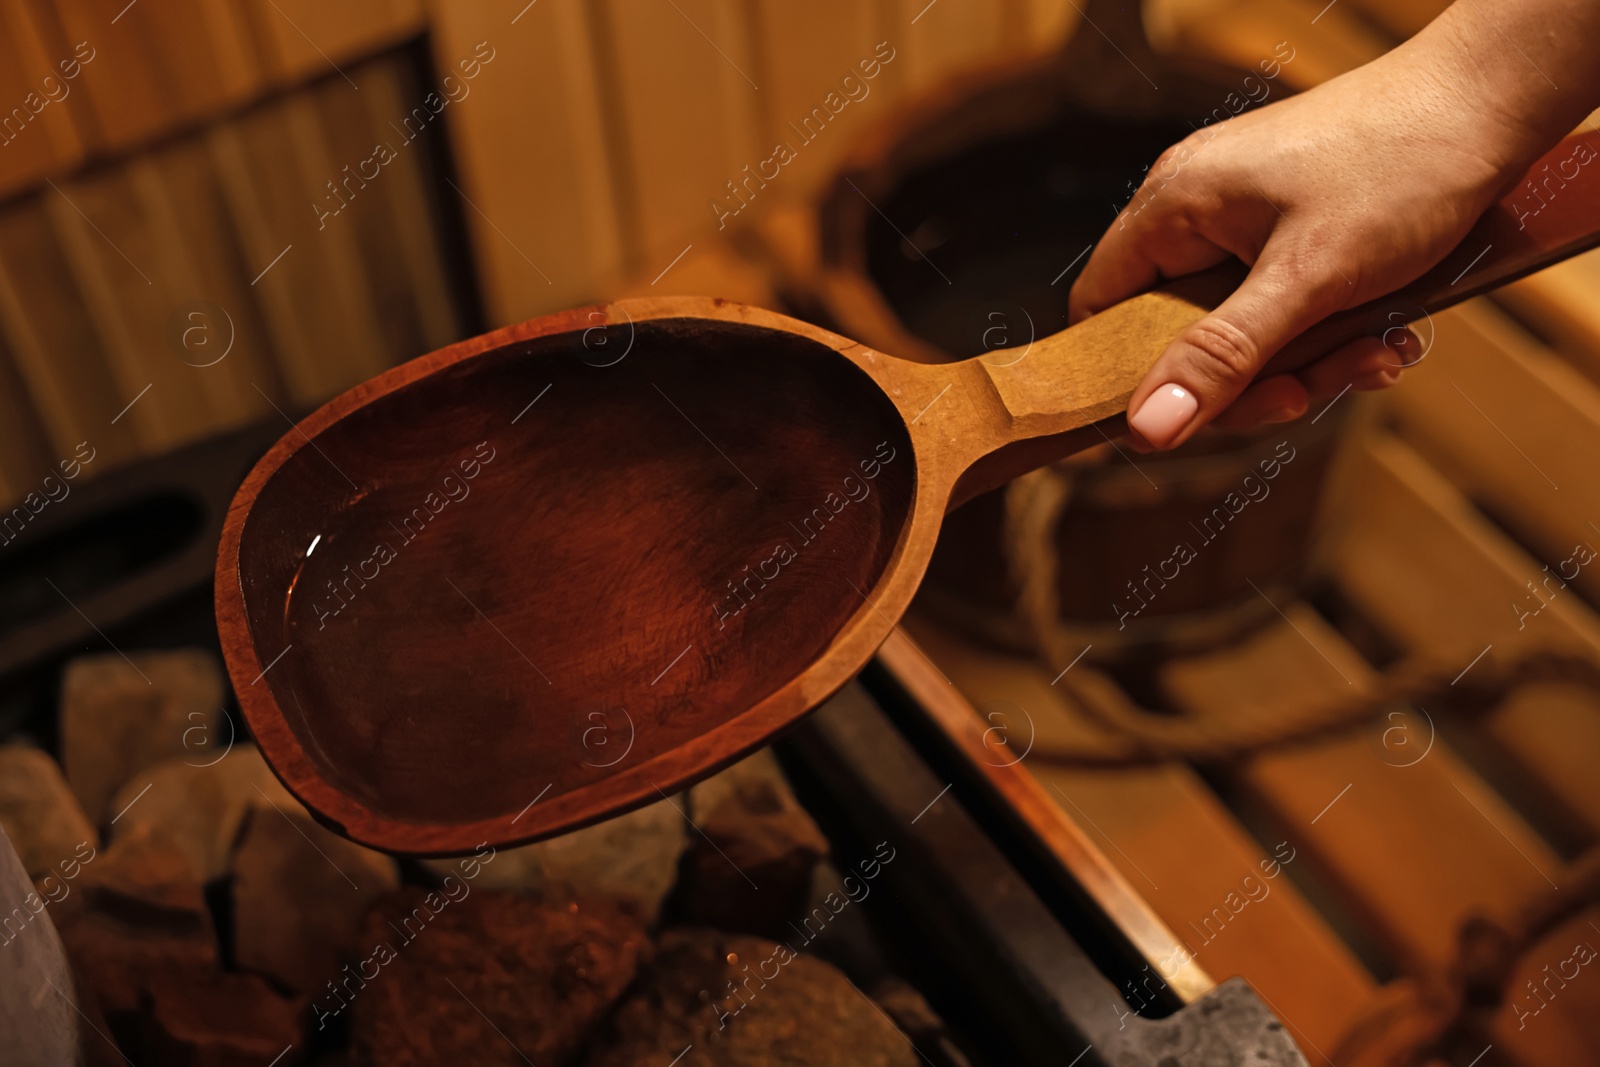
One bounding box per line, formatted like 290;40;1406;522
1125;239;1351;450
1297;328;1420;397
1068;204;1234;324
1211;374;1309;431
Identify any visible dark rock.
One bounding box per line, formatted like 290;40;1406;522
870;978;973;1067
61;649;224;824
345;888;647;1066
0;745;97;882
678;751;828;939
57;910;215;1045
582;929;919;1067
420;797;688;925
230;804;399;993
141;968;305;1067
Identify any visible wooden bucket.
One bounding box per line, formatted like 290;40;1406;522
811;5;1345;658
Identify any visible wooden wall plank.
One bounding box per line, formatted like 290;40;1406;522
46;159;246;451
207;93;390;407
0;1;87;198
0;195;139;470
424;0;623;323
141;139;286;417
892;0;1007;97
905;614;1374;1061
1148;0;1390;89
239;0;422;87
309;56;465;363
51;0;263;151
594;0;761;270
352;55;464;353
0;320;52;504
746;0;901;198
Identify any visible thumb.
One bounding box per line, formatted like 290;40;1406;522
1126;244;1352;449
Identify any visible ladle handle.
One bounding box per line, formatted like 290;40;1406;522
1268;130;1600;372
956;131;1600;506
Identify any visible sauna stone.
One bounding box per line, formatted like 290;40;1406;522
106;744;299;882
71;825;206;936
582;929;918;1067
57;908;216;1040
230;805;399;993
420;797;688;925
60;649;223;824
0;745;96;881
678;752;828;939
349;888;647;1066
141;968;305;1066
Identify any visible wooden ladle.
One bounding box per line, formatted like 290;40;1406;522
218;133;1600;855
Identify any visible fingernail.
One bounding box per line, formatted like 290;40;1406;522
1260;405;1303;424
1129;384;1197;448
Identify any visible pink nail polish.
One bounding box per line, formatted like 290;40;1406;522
1129;383;1197;447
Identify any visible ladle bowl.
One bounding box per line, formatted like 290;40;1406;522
218;133;1600;854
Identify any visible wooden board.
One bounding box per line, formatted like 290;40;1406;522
745;0;903;197
0;0;87;198
892;0;1007;97
424;0;623;322
1148;0;1391;89
593;0;761;269
1496;248;1600;388
1320;430;1600;841
0;195;140;471
238;0;421;87
207;91;390;407
1379;302;1600;606
47;157;256;451
0;320;51;504
50;0;261;150
903;614;1374;1060
307;55;464;363
1162;606;1600;1064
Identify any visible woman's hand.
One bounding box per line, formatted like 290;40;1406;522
1069;0;1600;450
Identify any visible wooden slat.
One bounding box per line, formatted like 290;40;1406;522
239;0;422;87
1162;607;1600;1064
207;92;390;406
595;0;761;270
1381;302;1600;606
880;626;1217;1006
1149;0;1390;89
353;56;463;353
51;0;262;151
904;614;1373;1061
0;195;140;470
893;0;1007;96
0;0;87;198
308;56;464;363
1496;248;1600;389
142;138;286;416
1321;431;1600;840
746;0;902;197
0;319;52;504
46;158;257;451
424;0;623;322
